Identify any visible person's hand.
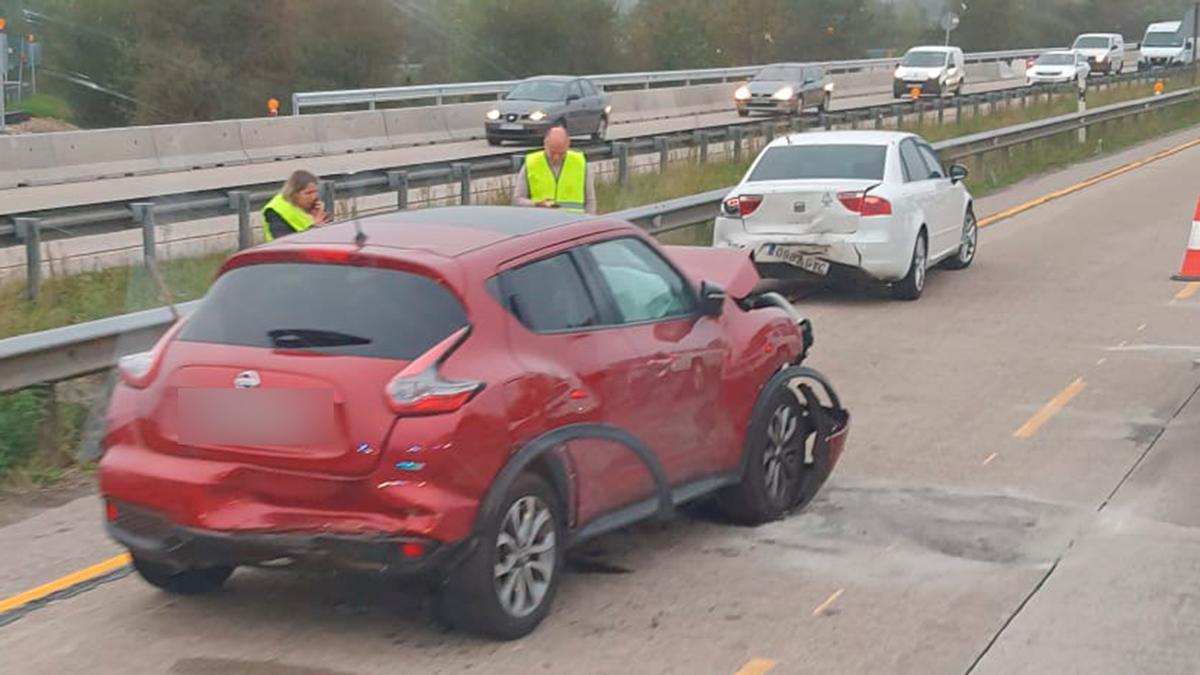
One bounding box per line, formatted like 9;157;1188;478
536;199;557;209
312;200;329;224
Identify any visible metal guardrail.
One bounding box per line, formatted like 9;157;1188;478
0;79;1192;395
291;46;1110;113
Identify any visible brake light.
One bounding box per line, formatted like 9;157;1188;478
385;326;484;416
837;191;892;216
726;194;762;217
105;500;118;523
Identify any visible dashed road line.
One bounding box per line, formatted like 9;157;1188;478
1174;282;1200;301
1013;378;1087;440
734;658;777;675
811;588;845;617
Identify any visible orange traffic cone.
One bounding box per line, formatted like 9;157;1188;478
1172;199;1200;281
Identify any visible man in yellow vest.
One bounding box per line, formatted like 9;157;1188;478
262;170;330;242
512;126;596;214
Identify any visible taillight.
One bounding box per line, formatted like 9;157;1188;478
105;500;118;523
385;326;483;416
724;194;762;218
837;191;892;216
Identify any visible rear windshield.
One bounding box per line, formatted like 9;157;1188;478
506;81;567;102
1143;31;1183;48
748;144;887;182
1037;54;1075;65
901;51;948;67
179;263;467;361
1074;36;1111;49
754;66;804;81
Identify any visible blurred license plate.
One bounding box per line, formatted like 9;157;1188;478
764;244;830;276
500;123;523;130
178;388;334;446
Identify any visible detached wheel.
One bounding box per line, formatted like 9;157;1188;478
941;209;977;270
591;116;608;142
438;473;563;640
892;232;927;301
132;556;233;595
719;382;822;525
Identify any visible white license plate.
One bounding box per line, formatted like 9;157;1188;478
500;123;523;131
763;244;831;276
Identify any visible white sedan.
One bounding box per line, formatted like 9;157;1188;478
1026;50;1090;85
712;130;977;300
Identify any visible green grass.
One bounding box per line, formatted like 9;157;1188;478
17;94;74;122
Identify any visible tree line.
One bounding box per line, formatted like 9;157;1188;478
0;0;1193;127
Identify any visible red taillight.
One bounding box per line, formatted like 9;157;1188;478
400;542;426;558
385;326;483;416
105;500;118;522
837;191;892;216
737;194;763;217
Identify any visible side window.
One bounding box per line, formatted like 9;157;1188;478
917;144;945;179
498;253;599;333
898;140;928;183
568;81;584;100
587;238;695;324
581;80;598;97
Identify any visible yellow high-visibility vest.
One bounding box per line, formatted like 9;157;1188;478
261;193;314;242
525;150;586;213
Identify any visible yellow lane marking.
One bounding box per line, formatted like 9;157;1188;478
1013;378;1087;440
1096;357;1108;366
977;137;1200;229
734;659;777;675
0;553;131;614
1137;323;1148;332
811;588;845;617
982;452;999;465
1176;282;1200;301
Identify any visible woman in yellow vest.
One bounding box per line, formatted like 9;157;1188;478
512;126;596;214
262;170;330;242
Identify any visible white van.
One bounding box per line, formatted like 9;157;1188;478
893;46;966;98
1071;33;1126;74
1139;21;1194;69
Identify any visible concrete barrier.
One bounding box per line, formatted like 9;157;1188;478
384;106;453;146
314;111;391;154
154;120;250;171
47;127;161;183
442;101;494;142
239;116;322;162
0;134;58;188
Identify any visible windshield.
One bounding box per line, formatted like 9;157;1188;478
749;144;887;181
506;80;568;102
754;66;805;81
179;263;467;360
1073;36;1112;49
1037;53;1075;65
1143;31;1184;48
901;51;949;67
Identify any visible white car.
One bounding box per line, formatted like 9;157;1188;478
1072;33;1126;74
1026;50;1090;85
1139;21;1194;69
892;46;966;98
712;131;976;301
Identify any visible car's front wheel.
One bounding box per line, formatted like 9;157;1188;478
591;115;608;142
892;232;928;300
437;472;563;640
132;556;234;595
941;209;977;270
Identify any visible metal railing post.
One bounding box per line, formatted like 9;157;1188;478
14;217;41;302
228;191;252;250
937;98;945;124
452;162;472;204
319;181;336;217
654;137;670;173
732;126;744;162
387;170;409;210
613;142;630;184
896;104;905;127
875;109;884;129
130;203;158;269
692;130;708;163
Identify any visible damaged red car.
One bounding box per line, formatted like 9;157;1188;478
100;206;850;640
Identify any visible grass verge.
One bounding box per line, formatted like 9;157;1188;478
16;94;75;123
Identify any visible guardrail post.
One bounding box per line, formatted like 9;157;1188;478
319;181;336;217
452;162;472;204
762;121;775;144
654;137;670;173
613;142;630;184
228;191;252;250
937;98;945;125
14;217;41;302
693;130;708;164
874;109;884;129
896;104;905;128
387;170;409;210
822;111;833;131
732;126;744;162
130;202;157;269
972;97;981;118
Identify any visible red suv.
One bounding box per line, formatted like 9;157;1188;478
100;206;850;639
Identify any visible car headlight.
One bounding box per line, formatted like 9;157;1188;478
734;85;751;101
772;86;794;101
824;82;835;93
604;105;612;115
486;109;500;121
528;110;547;122
1097;54;1107;63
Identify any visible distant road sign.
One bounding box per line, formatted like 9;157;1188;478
941;12;960;33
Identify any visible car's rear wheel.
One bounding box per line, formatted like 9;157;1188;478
486;135;501;147
718;384;821;525
438;473;563;640
132;556;234;595
737;109;750;118
591;115;608;142
892;232;927;301
941;210;977;270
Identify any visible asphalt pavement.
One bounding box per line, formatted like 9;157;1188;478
1;123;1199;674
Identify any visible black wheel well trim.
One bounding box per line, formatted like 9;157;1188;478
736;365;846;479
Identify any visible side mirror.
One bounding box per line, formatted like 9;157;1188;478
949;164;969;183
699;281;726;317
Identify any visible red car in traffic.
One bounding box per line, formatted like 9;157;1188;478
100;206;850;639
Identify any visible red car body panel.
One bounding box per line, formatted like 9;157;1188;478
100;208;829;566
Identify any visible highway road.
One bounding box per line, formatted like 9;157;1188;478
2;123;1199;674
0;76;1033;218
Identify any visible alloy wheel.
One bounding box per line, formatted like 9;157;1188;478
493;496;557;618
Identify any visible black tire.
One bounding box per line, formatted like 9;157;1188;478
132;556;234;595
591;115;608;142
486;135;501;147
437;473;564;640
891;231;928;301
941;209;977;270
718;381;823;525
737;109;750;118
818;92;831;113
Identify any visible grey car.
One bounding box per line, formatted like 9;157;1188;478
734;64;834;117
485;76;611;146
